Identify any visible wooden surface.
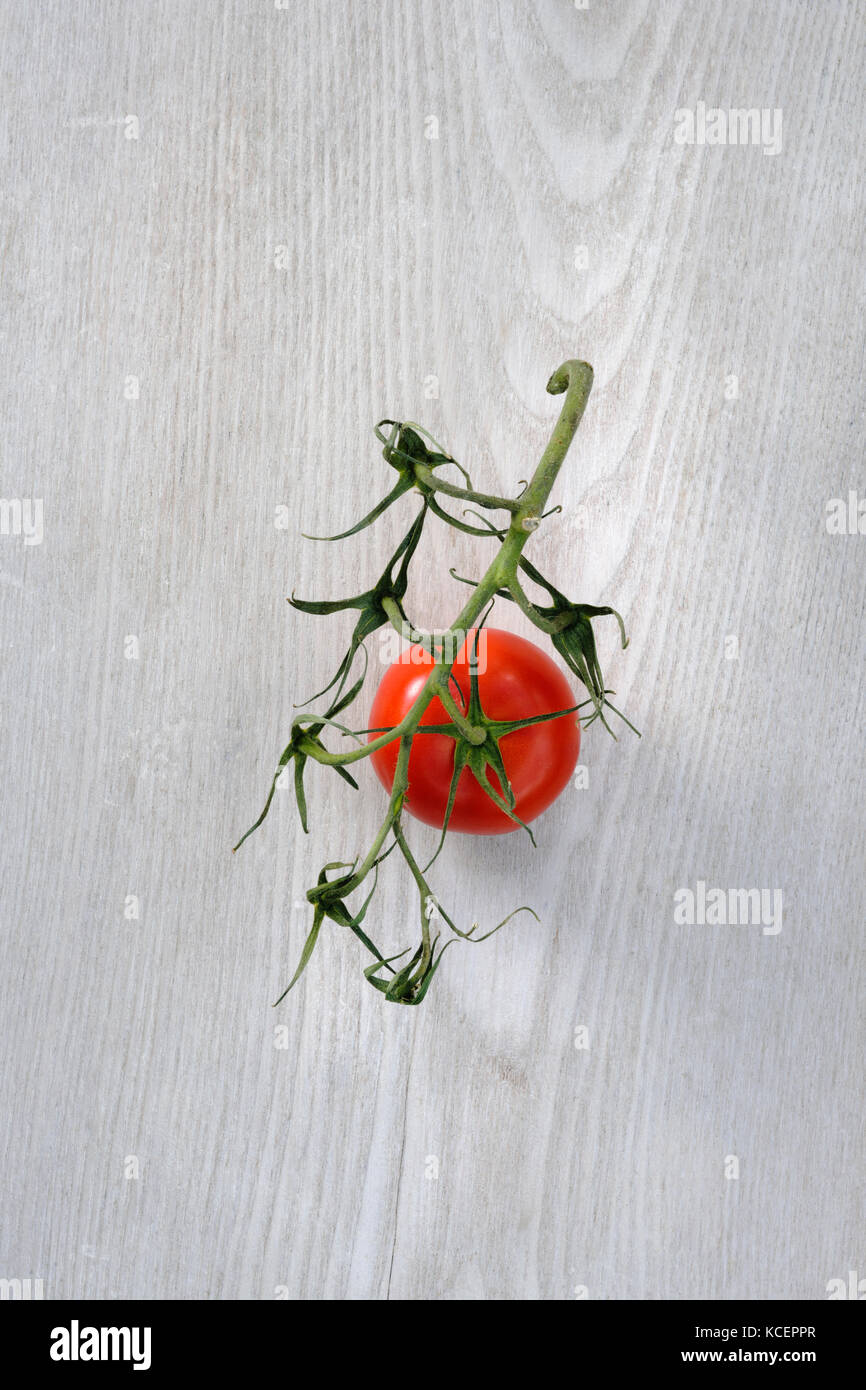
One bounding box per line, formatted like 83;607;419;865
1;0;864;1301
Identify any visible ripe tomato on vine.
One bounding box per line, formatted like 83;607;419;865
369;628;580;834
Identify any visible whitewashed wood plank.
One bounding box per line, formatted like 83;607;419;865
0;0;863;1301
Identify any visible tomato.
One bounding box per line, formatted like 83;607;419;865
368;627;580;834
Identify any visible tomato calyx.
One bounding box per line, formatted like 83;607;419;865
450;554;638;739
297;422;449;543
505;556;637;738
413;626;582;855
288;500;428;706
232;657;370;849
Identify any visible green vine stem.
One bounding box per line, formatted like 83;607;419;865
236;360;637;1005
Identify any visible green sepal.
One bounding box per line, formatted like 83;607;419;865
273;906;324;1005
484;704;581;737
363;937;456;1006
474;551;637;738
465;743;536;844
443;903;539;942
301;416;455;542
363;948;412;994
421;740;471;871
232;654;367;850
402;939;455;1004
291;501;428;706
302;474;415;542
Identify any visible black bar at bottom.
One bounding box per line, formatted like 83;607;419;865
2;1297;863;1376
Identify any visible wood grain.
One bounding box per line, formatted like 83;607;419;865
1;0;863;1300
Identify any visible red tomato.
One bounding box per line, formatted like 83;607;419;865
368;628;580;834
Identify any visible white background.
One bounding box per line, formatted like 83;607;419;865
1;0;863;1299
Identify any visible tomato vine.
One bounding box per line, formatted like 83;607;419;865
235;360;638;1005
